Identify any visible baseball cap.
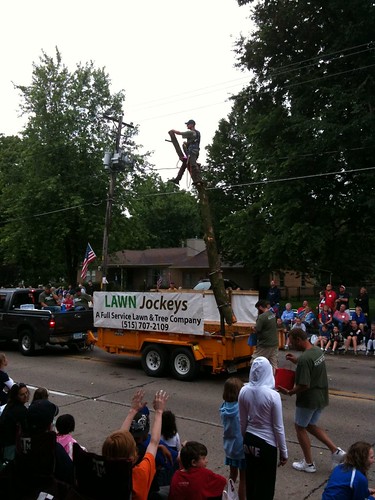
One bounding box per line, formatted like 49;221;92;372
27;400;59;433
185;119;195;126
130;412;150;437
340;285;346;289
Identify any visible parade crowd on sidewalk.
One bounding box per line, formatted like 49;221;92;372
0;282;374;499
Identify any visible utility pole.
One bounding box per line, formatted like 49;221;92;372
101;114;133;290
101;166;117;290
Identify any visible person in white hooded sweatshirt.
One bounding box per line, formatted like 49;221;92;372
238;356;288;500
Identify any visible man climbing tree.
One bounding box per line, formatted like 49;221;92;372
168;119;201;185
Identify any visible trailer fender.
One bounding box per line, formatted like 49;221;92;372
140;338;206;362
192;344;206;361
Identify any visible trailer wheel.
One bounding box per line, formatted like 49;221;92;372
170;348;199;381
19;330;36;356
141;345;168;377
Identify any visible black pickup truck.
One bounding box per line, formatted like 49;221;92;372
0;288;94;355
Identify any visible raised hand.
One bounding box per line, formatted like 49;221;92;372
153;389;169;412
131;389;147;412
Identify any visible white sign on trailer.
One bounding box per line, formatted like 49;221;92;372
201;292;258;323
93;292;204;335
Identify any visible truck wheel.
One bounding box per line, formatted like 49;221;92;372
19;330;36;356
141;345;168;377
170;347;199;381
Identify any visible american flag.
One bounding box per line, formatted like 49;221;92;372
157;275;163;289
80;243;96;280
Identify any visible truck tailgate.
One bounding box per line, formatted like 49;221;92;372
52;309;94;334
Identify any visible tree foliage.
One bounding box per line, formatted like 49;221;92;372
117;175;202;249
0;49;202;286
0;49;144;284
206;0;375;284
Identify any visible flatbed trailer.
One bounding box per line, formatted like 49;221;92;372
94;290;257;380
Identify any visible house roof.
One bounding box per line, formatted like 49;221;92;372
108;247;192;267
108;247;241;269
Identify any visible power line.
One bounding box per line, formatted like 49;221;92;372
272;46;375;78
2;200;104;224
132;60;375;124
127;76;251;112
3;44;373;160
2;165;374;222
270;42;374;75
125;42;374;116
286;62;375;89
138;166;375;198
206;166;375;192
153;144;375;172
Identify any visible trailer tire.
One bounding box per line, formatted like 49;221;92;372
19;330;36;356
170;347;199;381
141;345;168;377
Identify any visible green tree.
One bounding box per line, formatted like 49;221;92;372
0;135;26;284
206;0;375;284
116;175;202;249
0;49;147;285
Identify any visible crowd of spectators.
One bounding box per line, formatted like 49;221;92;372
0;358;227;500
0;283;373;499
273;284;375;356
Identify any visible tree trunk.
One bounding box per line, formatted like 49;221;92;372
168;131;234;326
193;181;234;326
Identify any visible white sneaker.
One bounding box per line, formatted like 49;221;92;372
292;459;316;473
332;447;346;468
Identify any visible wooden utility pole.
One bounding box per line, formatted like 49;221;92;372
168;131;234;326
101;115;123;290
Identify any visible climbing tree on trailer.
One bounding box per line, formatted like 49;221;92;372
168;130;234;326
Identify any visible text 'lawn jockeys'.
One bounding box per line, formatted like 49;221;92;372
93;292;204;335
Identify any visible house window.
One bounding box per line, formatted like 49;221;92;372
148;269;164;288
87;271;96;282
301;273;306;287
279;275;285;287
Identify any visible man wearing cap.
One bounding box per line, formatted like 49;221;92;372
335;285;350;313
39;284;60;309
169;119;201;185
73;288;93;310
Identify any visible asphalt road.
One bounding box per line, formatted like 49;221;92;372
1;342;374;500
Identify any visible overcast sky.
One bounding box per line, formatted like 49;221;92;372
1;0;252;183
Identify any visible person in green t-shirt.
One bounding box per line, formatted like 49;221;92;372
39;284;59;309
168;119;201;185
73;288;93;310
251;299;279;372
278;328;346;473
